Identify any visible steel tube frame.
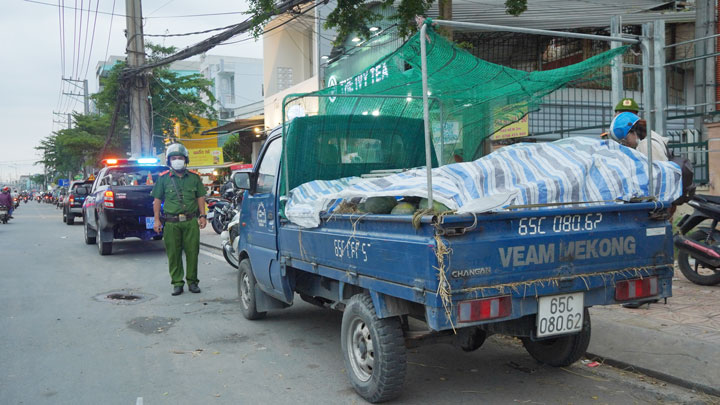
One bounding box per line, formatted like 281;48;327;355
420;23;435;208
431;19;641;44
641;23;654;197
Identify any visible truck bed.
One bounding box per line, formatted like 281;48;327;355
277;201;673;330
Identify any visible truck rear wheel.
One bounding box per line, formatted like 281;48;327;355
341;294;406;403
66;214;74;225
521;308;591;367
83;218;96;244
97;236;112;255
238;259;266;320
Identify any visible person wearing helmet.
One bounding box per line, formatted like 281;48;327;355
601;98;641;138
0;186;13;218
609;112;668;161
151;143;208;296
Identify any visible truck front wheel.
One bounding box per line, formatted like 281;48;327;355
521;308;591;367
237;259;266;320
341;294;406;403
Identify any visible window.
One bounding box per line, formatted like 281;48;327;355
276;67;293;92
340;138;384;163
256;139;282;194
107;166;165;186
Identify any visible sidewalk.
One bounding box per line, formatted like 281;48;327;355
588;268;720;396
198;228;719;395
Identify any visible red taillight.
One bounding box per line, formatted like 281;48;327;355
458;296;512;323
69;195;75;203
103;190;114;208
615;277;658;301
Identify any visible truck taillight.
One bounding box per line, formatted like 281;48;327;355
103;190;114;208
615;277;658;301
458;296;512;323
69;195;74;203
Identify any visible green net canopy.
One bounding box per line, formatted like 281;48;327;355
282;24;627;191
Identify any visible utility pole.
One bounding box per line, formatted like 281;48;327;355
62;77;90;114
125;0;152;157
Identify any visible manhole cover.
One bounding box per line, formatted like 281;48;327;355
94;289;156;305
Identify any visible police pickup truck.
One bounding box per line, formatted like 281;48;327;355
230;116;677;403
82;158;166;255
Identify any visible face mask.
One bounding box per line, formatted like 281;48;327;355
170;159;186;171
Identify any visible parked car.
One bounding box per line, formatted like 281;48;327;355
63;180;94;225
82;158;167;255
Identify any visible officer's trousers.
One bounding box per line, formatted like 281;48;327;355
163;220;200;286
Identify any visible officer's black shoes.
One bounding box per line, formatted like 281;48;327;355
172;286;184;296
188;284;201;294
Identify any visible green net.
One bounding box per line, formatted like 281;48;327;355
282;24;627;194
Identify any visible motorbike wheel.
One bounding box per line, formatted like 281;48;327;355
223;242;239;269
211;216;223;234
677;230;720;286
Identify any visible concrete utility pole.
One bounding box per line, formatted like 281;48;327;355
125;0;152;157
62;77;90;114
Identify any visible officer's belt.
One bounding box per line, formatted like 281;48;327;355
163;213;196;222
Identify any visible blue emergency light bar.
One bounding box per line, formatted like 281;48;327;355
137;158;158;164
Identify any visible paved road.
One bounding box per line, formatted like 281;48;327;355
1;203;715;404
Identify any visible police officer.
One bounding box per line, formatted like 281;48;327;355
151;144;208;296
601;98;641;139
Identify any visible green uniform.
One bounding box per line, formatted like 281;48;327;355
151;169;207;287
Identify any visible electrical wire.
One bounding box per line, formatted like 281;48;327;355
25;0;251;19
70;0;77;78
81;0;100;80
143;23;240;38
102;0;117;64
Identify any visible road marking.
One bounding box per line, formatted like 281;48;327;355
136;398;143;405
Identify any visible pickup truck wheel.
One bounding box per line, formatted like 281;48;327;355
83;218;96;244
677;230;720;286
238;259;266;320
66;214;74;225
62;211;67;223
521;308;591;367
341;294;406;403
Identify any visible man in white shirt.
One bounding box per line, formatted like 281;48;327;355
609;112;669;161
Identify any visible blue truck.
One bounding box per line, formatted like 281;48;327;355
231;118;674;403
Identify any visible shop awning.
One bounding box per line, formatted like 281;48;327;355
201;116;264;135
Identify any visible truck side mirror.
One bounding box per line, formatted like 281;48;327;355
233;172;251;190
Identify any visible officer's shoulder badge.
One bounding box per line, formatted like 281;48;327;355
159;170;170;176
188;169;201;176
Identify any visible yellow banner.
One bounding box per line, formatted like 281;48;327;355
175;115;218;149
189;148;224;166
491;115;529;140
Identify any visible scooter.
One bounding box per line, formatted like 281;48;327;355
674;194;720;286
220;209;241;268
0;205;10;224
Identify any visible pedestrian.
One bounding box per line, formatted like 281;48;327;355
601;97;641;138
151;143;208;296
609;112;669;161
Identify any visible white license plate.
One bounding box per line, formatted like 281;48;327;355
145;217;155;230
206;211;214;219
536;292;584;338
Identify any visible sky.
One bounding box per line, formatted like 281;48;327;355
0;0;264;183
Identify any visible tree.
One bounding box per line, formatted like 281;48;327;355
222;133;254;163
248;0;527;45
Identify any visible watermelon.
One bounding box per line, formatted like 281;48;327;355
419;198;451;212
363;196;397;214
390;202;416;215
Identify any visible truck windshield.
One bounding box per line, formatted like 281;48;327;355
107;166;165;186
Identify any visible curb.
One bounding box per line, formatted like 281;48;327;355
200;241;222;252
586;352;720;398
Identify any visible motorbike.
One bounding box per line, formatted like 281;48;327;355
674;194;720;286
0;205;9;224
23;196;28;204
208;189;239;234
220;209;241;268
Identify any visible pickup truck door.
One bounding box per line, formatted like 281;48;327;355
243;138;288;300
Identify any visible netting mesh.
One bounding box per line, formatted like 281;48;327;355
282;24;627;192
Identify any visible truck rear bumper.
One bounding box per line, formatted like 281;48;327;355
100;209;159;240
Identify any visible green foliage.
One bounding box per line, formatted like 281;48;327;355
222;133;253;163
247;0;528;46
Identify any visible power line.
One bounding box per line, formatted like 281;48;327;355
102;0;117;64
25;0;252;19
143;23;239;38
81;0;100;79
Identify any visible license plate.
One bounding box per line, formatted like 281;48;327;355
145;217;155;230
536;293;584;338
206;211;214;219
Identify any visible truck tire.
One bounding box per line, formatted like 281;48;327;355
341;293;406;403
521;308;591;367
677;230;720;286
83;217;96;244
62;210;67;223
66;214;74;225
238;259;266;320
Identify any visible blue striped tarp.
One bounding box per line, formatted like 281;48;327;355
285;138;682;228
